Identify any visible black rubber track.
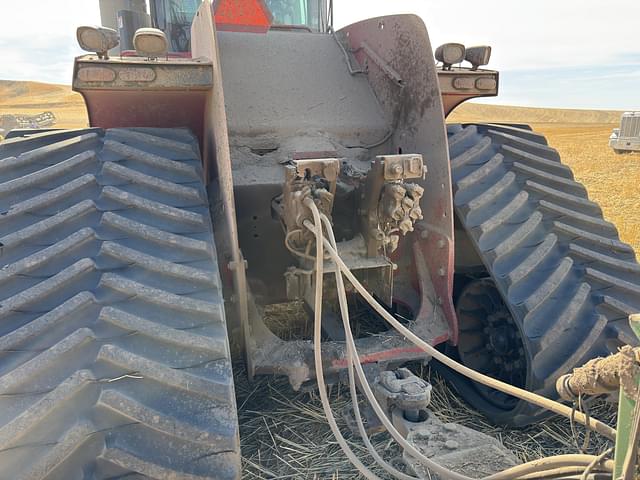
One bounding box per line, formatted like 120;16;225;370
446;123;640;425
0;129;240;479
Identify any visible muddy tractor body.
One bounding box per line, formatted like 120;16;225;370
73;1;498;388
1;0;639;478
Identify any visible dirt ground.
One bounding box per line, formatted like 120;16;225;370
0;81;88;130
1;82;634;478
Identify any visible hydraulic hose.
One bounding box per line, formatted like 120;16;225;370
303;209;615;441
321;212;421;480
306;198;384;480
300;200;614;479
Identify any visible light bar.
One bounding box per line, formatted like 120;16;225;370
465;46;492;70
435;43;466;70
76;26;119;59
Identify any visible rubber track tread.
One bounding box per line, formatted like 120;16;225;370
0;128;240;479
448;124;640;425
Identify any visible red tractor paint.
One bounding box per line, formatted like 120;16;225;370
213;0;273;33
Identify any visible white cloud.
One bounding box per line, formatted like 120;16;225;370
0;0;100;84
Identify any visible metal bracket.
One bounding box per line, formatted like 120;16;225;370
360;41;404;87
374;368;432;423
379;154;426;181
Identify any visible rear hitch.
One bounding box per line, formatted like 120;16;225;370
344;367;519;477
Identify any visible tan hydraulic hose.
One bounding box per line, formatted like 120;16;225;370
305;209;616;441
556;346;640;401
320;214;610;480
301;200;614;479
321;212;421;480
515;465;611;480
306;198;384;480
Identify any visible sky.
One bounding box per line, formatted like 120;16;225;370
0;0;638;110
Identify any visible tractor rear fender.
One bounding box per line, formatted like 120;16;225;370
341;15;458;342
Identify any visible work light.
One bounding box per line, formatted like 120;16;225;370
435;43;466;70
465;46;492;70
134;28;169;59
76;26;119;59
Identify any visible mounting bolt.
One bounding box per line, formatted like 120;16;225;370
228;259;248;271
420;229;430;240
437;239;445;249
438;267;445;277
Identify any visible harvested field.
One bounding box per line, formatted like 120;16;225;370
0;82;634;477
0;80;87;130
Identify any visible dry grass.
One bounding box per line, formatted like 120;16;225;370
448;102;623;124
236;361;617;478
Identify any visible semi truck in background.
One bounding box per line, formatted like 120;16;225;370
610;111;640;153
